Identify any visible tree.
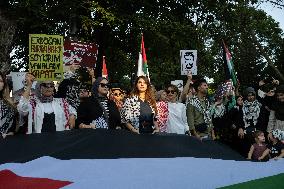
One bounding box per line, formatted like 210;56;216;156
0;6;16;74
1;0;283;88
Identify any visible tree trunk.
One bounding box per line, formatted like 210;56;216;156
0;10;16;74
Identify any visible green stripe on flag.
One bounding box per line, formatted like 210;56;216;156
218;173;284;189
143;63;148;76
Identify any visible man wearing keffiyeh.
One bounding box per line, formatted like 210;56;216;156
186;79;216;140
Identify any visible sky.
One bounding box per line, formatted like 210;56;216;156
259;2;284;32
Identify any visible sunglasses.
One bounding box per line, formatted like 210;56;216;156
41;83;54;88
113;93;122;97
166;90;176;94
100;83;110;88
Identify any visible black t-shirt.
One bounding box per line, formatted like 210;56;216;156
139;99;154;133
75;97;104;128
41;113;56;133
268;141;284;158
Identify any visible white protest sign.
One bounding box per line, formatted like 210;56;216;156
9;72;37;92
180;50;197;75
9;72;26;92
171;80;184;92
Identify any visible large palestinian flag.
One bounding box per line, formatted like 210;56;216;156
0;130;283;188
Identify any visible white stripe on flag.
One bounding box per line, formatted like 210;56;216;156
1;156;284;189
137;52;145;77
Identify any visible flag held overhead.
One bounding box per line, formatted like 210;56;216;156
222;40;237;87
137;34;150;80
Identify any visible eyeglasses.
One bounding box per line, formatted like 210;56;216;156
114;93;122;97
41;83;54;88
166;90;176;94
100;83;110;88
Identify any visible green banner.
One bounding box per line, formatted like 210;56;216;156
29;34;63;81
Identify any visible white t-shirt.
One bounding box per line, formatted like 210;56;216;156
167;102;189;134
42;103;54;114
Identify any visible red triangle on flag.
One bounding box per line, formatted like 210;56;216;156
0;169;72;189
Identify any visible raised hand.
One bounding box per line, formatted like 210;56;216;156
25;73;35;87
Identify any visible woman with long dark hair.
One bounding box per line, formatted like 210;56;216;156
121;76;159;134
0;72;17;138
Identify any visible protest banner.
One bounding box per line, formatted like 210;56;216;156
180;50;197;75
63;40;98;68
29;34;63;81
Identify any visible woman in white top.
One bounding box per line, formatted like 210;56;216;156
166;84;189;134
18;73;76;134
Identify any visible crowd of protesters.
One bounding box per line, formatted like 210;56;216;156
0;68;284;161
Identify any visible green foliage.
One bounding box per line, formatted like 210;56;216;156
1;0;284;88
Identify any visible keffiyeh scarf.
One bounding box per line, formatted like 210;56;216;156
157;101;169;132
242;100;261;128
213;104;226;118
97;96;110;125
66;84;80;109
91;116;108;129
64;71;78;79
0;100;15;135
189;96;212;124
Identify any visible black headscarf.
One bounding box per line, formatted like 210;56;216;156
92;77;110;125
